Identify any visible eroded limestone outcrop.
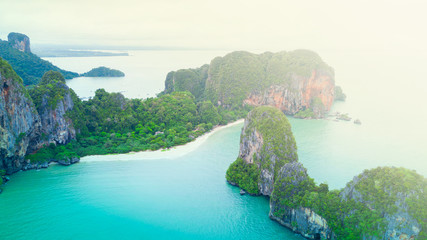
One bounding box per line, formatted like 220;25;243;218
163;50;336;118
0;57;42;173
226;106;425;239
7;32;31;53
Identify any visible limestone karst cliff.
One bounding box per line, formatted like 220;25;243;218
163;50;336;118
0;60;78;174
0;32;79;85
339;167;425;240
235;106;298;195
7;32;31;53
29;71;77;145
0;57;42;173
226;106;425;239
226;106;333;238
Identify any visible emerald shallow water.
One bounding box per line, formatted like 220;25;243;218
0;124;304;240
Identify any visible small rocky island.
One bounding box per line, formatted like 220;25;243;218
81;66;125;77
226;106;425;239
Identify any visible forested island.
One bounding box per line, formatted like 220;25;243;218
226;106;426;239
162;50;346;119
81;66;125;77
0;33;125;85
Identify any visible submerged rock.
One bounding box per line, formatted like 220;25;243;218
336;113;351;121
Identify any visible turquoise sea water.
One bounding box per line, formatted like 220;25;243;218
0;50;426;239
0;124;304;240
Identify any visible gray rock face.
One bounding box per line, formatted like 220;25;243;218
7;32;31;53
57;156;79;166
38;82;76;145
271;206;335;240
237;107;298;196
269;162;335;239
341;174;422;240
0;63;42;174
0;62;78;175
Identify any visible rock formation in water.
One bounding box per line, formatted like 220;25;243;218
226;106;333;238
162;50;336;118
334;86;346;101
235;106;298;195
226;106;425;239
269;161;335;239
7;32;31;53
0;57;42;174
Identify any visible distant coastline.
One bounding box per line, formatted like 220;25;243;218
33;49;129;58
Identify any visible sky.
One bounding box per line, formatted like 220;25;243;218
1;0;427;53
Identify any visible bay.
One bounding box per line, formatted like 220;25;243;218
0;49;425;239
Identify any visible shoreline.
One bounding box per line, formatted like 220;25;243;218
81;119;244;162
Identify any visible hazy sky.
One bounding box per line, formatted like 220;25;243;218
1;0;427;52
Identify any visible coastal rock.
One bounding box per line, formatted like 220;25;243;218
244;69;334;118
0;63;79;176
56;156;80;166
163;50;336;118
227;106;336;239
30;71;76;145
237;106;298;195
7;32;31;53
340;168;425;240
269;162;335;239
0;57;42;174
334;86;346;101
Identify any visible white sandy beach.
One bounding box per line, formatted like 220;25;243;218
81;119;244;162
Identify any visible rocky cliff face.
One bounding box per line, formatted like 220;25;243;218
210;50;335;117
38;86;76;145
0;62;78;174
0;58;42;174
244;69;334;118
226;106;333;239
238;106;298;195
270;162;335;239
7;32;31;53
341;169;424;240
29;71;76;145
